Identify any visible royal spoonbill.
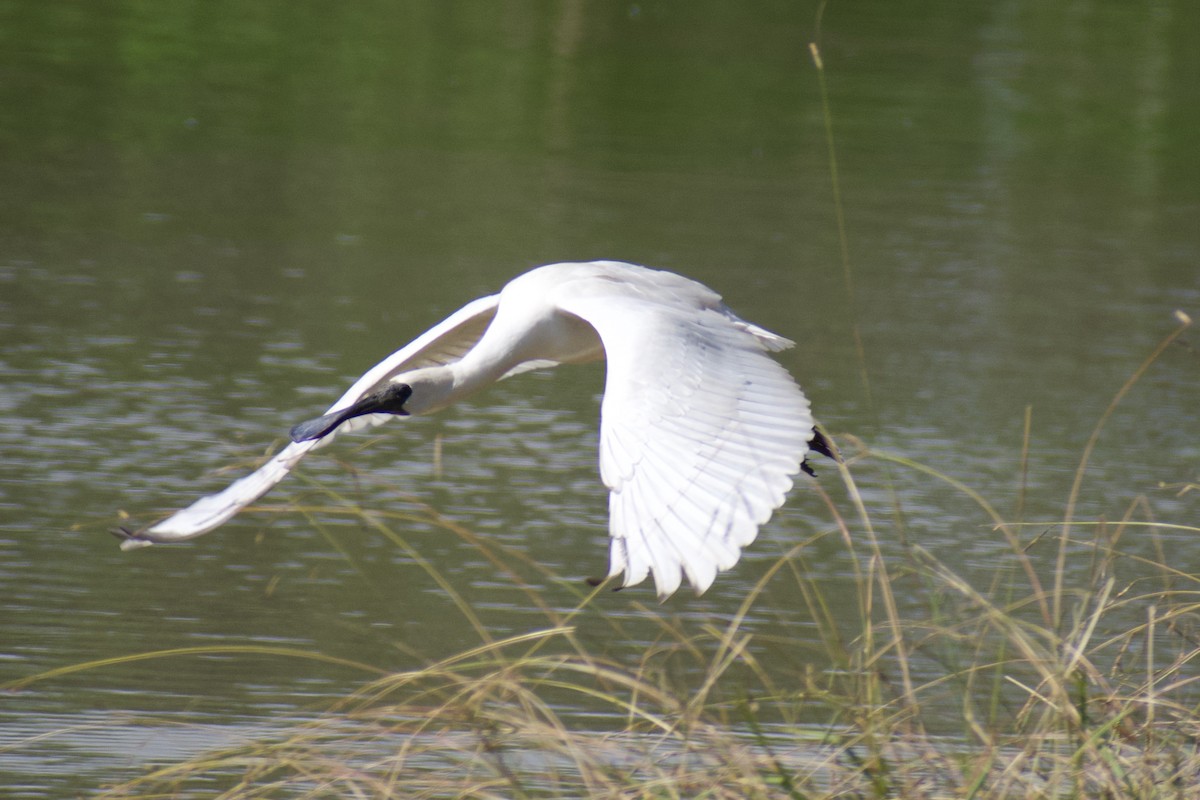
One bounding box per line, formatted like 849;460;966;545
119;261;832;598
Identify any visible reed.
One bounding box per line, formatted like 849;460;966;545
6;312;1165;797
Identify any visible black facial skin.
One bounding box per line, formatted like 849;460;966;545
289;383;414;443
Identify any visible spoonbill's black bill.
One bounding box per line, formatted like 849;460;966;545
120;261;832;598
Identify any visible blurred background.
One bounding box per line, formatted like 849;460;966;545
2;1;1197;793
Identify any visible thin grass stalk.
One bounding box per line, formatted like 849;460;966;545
697;539;822;724
833;455;922;743
1146;603;1157;732
1015;405;1033;523
873;449;1051;628
288;482;628;668
1055;312;1194;629
808;16;870;410
361;510;494;644
808;16;937;755
783;544;852;670
339;627;575;710
1;645;388;692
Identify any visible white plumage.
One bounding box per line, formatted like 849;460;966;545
122;261;828;598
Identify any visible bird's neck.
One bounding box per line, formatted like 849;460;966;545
401;351;518;417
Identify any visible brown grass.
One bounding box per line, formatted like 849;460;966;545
12;317;1197;800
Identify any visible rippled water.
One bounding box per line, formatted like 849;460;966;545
2;1;1198;793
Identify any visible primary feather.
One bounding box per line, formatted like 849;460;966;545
125;261;826;599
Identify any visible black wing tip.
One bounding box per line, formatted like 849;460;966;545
109;525;136;542
801;426;838;477
586;575;626;593
809;427;836;460
110;525;157;550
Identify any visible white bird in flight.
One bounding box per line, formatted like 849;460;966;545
119;261;832;598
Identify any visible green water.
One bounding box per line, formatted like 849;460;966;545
2;1;1198;793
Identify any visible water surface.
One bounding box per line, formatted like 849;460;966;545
2;1;1198;793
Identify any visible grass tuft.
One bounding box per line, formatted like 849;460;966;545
37;310;1193;798
13;13;1191;795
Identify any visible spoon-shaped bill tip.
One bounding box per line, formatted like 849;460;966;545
289;383;415;442
289;413;342;442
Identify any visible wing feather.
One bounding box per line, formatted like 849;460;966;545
129;260;817;601
558;286;814;598
123;294;500;548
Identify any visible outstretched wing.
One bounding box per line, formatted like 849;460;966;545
123;294;500;549
559;289;813;598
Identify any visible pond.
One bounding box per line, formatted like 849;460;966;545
2;1;1198;795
